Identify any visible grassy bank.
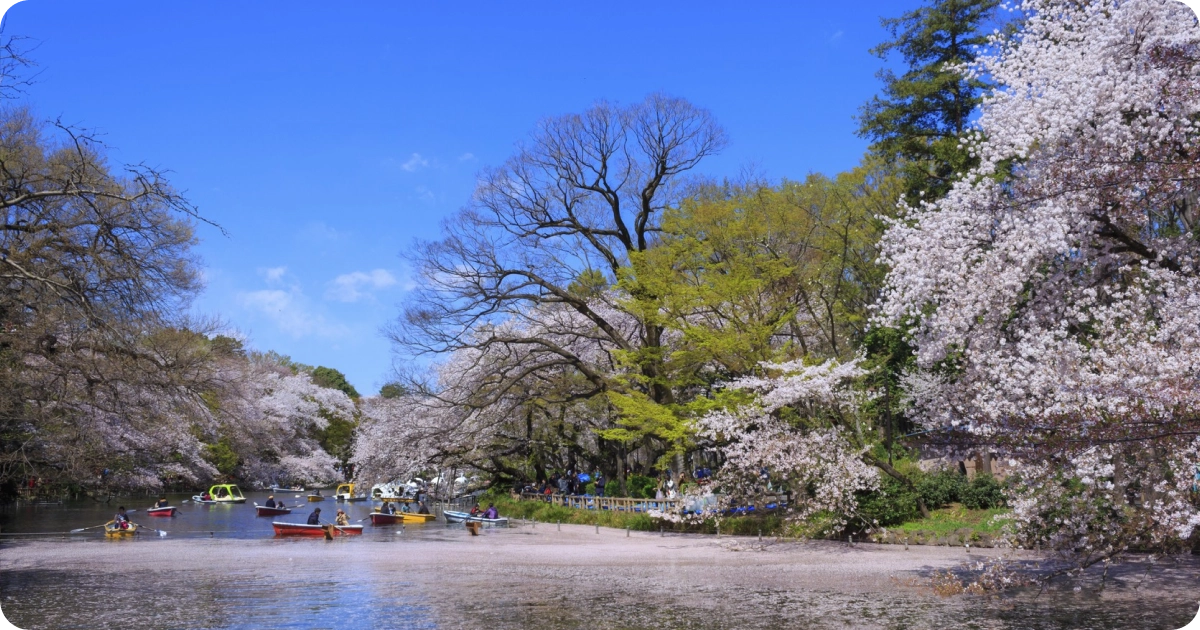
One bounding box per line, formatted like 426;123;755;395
491;493;1010;544
893;504;1010;536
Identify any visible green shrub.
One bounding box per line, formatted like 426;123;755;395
916;469;967;509
962;473;1006;510
626;474;657;499
857;475;921;527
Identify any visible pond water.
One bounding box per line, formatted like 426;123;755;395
0;491;399;540
1;493;1197;630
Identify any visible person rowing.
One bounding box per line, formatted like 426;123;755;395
113;506;131;530
483;504;498;519
265;495;277;508
154;497;169;508
307;507;321;525
335;509;349;526
418;501;430;515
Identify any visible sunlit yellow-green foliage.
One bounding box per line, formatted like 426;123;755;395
600;160;904;465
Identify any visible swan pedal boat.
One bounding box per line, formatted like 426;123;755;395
334;483;367;502
272;521;362;537
146;506;178;516
192;484;247;504
443;510;508;527
369;511;436;525
104;521;139;537
254;502;292;517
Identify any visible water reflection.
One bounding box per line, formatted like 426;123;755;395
1;496;1196;629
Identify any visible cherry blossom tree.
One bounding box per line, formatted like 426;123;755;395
687;358;881;528
877;0;1200;564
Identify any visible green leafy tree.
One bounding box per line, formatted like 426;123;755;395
311;366;360;399
858;0;1003;201
600;163;904;467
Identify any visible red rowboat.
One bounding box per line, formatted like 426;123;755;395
272;522;362;537
254;502;292;517
146;506;177;517
369;512;404;525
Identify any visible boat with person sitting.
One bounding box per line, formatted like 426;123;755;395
443;510;508;527
270;484;305;493
254;502;292;517
104;521;139;537
368;509;436;525
192;484;247;504
271;521;363;537
146;505;178;517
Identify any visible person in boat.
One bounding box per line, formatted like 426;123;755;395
483;503;498;519
265;495;277;508
469;504;482;516
201;491;212;502
314;488;322;497
113;506;131;529
155;497;169;508
307;507;322;525
335;509;349;526
417;501;430;515
381;501;395;515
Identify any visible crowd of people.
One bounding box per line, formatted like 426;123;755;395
527;470;696;500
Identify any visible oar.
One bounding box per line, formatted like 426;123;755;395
70;523;109;534
131;521;168;538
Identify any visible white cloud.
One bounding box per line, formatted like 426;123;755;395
829;30;844;43
262;266;288;283
325;268;398;303
239;286;348;339
401;153;430;172
458;152;476;162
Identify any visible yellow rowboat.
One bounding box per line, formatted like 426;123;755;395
307;494;325;502
104;521;139;537
368;510;435;525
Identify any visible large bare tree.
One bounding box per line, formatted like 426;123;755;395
388;95;726;483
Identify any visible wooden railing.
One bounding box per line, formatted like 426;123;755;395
516;491;790;516
518;492;679;513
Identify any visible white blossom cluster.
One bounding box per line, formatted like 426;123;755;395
693;359;879;525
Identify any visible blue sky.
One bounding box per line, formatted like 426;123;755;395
6;1;909;395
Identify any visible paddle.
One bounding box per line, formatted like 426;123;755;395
320;520;350;537
70;523;109;534
131;521;168;538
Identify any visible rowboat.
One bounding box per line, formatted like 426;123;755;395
307;494;325;502
368;511;435;525
369;511;405;525
192;484;246;504
443;510;508;527
270;485;305;493
104;521;139;537
272;521;363;537
146;506;177;517
254;502;292;517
